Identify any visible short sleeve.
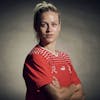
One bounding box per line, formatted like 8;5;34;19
69;62;81;85
23;53;52;89
64;53;81;85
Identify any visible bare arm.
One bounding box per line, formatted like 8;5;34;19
40;76;85;100
41;83;76;100
40;77;78;100
69;84;85;100
52;77;85;100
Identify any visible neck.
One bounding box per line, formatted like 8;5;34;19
39;41;56;54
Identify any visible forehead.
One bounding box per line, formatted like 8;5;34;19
40;11;59;22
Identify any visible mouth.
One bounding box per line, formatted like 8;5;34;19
45;34;54;38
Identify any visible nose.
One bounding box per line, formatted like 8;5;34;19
46;24;52;33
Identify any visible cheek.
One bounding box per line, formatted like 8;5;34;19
40;28;46;35
53;27;60;34
40;27;45;31
52;27;58;32
54;25;61;32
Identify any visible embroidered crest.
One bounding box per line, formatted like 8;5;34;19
60;66;65;71
51;66;57;74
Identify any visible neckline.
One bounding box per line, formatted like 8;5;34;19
37;44;59;57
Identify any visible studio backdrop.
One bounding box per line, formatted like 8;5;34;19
0;0;100;100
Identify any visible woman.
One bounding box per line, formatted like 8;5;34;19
23;1;85;100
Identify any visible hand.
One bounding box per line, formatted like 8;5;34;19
51;76;60;88
69;84;85;100
69;84;79;93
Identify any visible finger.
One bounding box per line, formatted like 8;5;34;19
53;76;58;81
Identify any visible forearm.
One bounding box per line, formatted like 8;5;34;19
42;77;84;100
69;84;85;100
47;77;75;100
69;91;84;100
56;85;85;100
56;87;73;100
49;83;77;100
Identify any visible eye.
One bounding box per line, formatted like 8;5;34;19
52;23;58;27
40;23;47;27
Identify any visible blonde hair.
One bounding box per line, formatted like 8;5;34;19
34;1;57;14
33;1;60;40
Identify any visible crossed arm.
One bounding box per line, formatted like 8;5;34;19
40;77;85;100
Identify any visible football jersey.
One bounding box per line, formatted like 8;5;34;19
23;44;80;100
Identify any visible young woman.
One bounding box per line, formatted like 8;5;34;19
23;1;85;100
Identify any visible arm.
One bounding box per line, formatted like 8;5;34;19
52;76;85;100
40;77;79;100
66;61;85;100
40;76;85;100
41;84;76;100
70;84;85;100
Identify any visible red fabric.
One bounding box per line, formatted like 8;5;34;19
23;45;81;100
69;63;81;85
25;53;52;88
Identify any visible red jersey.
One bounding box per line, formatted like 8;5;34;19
23;45;80;100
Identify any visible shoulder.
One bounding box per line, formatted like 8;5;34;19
25;45;50;63
58;50;71;62
24;45;51;72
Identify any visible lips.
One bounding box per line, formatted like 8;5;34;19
42;34;55;39
46;34;54;38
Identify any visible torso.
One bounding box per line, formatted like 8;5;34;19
33;45;72;87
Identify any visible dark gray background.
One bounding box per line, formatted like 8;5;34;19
0;0;100;100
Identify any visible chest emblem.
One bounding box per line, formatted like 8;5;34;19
60;66;66;71
51;66;58;74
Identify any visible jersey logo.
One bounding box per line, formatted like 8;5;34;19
51;66;57;74
60;66;65;71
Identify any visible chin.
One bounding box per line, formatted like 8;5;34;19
45;40;56;44
40;37;57;45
